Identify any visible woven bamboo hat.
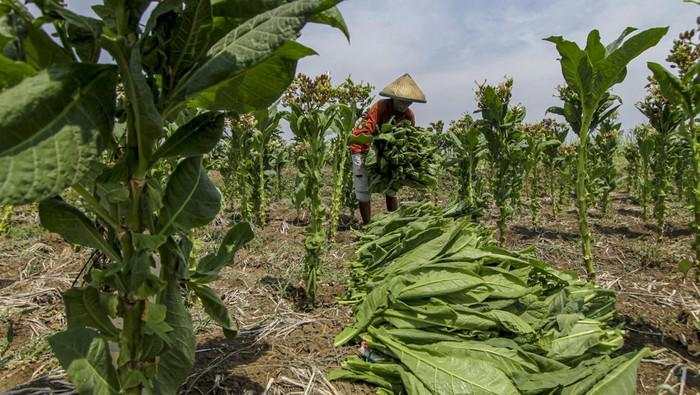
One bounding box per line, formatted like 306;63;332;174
379;73;427;103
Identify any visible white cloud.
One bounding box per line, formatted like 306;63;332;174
297;0;694;131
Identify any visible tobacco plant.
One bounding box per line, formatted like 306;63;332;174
522;122;559;227
327;78;372;237
0;0;347;392
286;104;338;303
546;27;667;277
328;104;359;238
637;86;683;235
540;119;570;218
647;22;700;270
633;124;656;220
476;78;527;243
268;136;291;200
225;113;257;221
444;113;488;220
251;109;285;225
557;143;579;212
622;138;640;196
590;114;622;215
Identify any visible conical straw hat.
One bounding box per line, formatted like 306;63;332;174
379;73;427;103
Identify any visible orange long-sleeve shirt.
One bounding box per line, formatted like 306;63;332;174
349;99;415;154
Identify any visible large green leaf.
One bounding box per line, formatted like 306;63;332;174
416;340;539;378
49;328;120;394
63;287;119;339
327;357;403;391
21;21;74;68
398;269;484;300
153;112;225;160
586;348;648;394
211;0;348;40
584;30;606;65
309;6;349;40
167;0;341;108
153;282;195;394
0;64;116;205
191;283;237;337
593;27;668;98
0;54;35;90
543;36;585;94
168;0;213;79
370;327;519;395
648;62;692;112
399;368;432;395
192;221;254;282
334;280;398;346
190;40;316;112
34;1;104;63
605;27;637;54
515;357;604;394
125;47;162;162
542;319;608;360
39;198;120;261
158;156;221;234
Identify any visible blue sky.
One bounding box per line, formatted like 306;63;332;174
296;0;694;132
67;0;694;132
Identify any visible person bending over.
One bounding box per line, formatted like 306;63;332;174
349;73;427;224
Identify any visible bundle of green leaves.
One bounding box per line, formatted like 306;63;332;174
365;120;440;194
332;203;646;394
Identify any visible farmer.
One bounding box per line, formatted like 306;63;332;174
350;73;427;224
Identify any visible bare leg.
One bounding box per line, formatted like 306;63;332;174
359;201;372;224
386;195;398;212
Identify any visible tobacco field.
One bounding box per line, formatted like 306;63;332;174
0;0;699;394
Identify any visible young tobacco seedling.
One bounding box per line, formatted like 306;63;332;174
0;0;348;392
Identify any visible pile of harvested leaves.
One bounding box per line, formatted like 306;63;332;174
331;203;647;394
365;121;440;194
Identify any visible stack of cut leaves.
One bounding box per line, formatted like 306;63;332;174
365;121;440;194
331;203;647;394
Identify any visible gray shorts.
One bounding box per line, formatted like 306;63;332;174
352;154;395;202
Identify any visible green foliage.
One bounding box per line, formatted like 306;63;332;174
546;26;667;277
647;19;700;271
522;122;561;227
365;120;440;194
444;113;488;220
539;119;570;218
590;113;621;215
0;204;13;235
636;84;684;234
223;113;257;221
622;139;640;195
332;203;645;394
327;77;373;237
282;73;373;230
328;104;360;237
0;0;347;392
287;103;338;303
475;78;527;243
632;125;656;220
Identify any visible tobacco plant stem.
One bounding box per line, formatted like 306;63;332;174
120;299;145;395
690;116;700;270
577;110;595;278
